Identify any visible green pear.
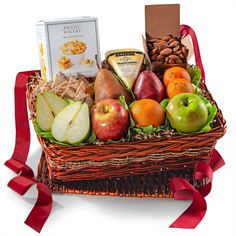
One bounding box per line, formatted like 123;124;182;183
51;101;90;144
64;98;75;105
36;94;54;131
36;92;67;131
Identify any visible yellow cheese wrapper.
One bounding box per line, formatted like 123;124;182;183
106;49;144;89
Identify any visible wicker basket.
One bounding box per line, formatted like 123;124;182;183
37;151;208;197
27;72;226;197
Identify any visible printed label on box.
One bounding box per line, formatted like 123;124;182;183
37;17;100;81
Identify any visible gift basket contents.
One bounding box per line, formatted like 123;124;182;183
28;4;225;188
6;4;226;232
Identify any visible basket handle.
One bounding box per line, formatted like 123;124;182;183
180;24;205;81
4;71;52;233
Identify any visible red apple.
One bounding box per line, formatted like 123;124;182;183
91;99;129;141
134;70;165;102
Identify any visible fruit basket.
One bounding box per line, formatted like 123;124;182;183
22;6;226;198
5;5;227;232
25;23;226;196
27;67;225;196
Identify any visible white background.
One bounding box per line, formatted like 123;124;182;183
1;0;236;235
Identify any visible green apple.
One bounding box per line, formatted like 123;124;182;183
36;92;67;131
166;93;208;133
51;101;90;144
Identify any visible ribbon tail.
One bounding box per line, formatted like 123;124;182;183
169;177;207;229
170;148;225;228
24;182;52;233
8;175;52;233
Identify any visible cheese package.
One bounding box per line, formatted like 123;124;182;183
36;17;101;81
105;49;144;89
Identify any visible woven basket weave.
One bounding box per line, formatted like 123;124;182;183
37;152;207;197
27;73;226;197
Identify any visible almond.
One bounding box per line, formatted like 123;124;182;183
153;42;159;48
162;35;171;41
157;55;165;61
173;45;180;52
179;53;185;59
158;42;168;52
174;50;182;55
152;48;158;54
169;40;179;47
168;38;176;43
160;48;172;56
169;55;180;60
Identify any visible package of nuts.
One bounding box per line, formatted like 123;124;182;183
147;34;188;65
143;4;188;72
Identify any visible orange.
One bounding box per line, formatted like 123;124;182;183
167;78;194;99
163;66;191;87
130;99;165;127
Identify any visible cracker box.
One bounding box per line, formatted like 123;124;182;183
36;17;101;81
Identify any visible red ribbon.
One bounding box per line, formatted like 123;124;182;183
170;25;224;228
195;149;225;197
180;24;205;81
5;71;52;233
170;149;225;228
